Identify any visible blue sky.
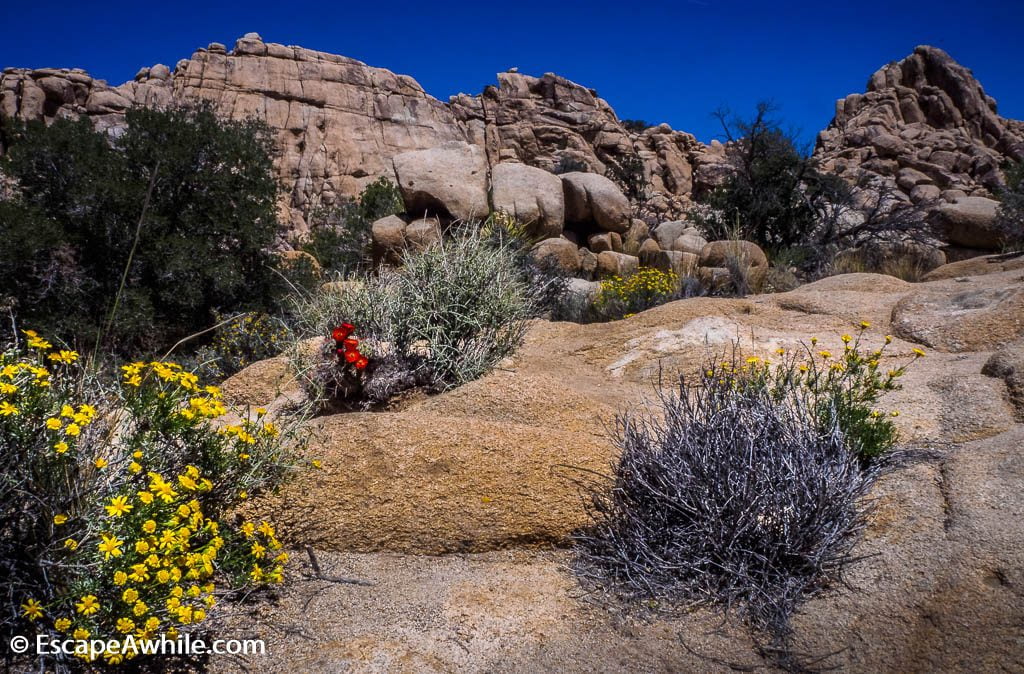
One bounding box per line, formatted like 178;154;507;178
2;1;1020;146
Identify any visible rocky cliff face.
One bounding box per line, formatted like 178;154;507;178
0;33;708;233
814;45;1024;205
3;38;1022;244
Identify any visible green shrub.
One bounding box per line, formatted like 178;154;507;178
691;103;850;250
739;323;919;463
291;228;542;405
0;105;282;357
0;332;307;667
996;159;1024;248
302;177;404;274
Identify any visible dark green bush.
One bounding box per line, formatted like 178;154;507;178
692;103;850;250
301;177;403;273
0;105;282;357
996;159;1024;247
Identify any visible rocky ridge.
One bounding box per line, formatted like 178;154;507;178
0;33;714;234
814;45;1024;253
3;37;1021;258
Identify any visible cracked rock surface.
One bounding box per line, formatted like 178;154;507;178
214;263;1024;672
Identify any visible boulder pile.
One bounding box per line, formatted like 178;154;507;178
368;141;768;288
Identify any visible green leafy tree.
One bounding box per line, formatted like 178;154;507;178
0;104;282;355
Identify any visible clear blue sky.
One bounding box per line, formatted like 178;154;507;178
2;1;1020;146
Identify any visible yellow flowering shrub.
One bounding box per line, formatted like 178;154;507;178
708;322;923;462
1;331;305;666
593;267;682;321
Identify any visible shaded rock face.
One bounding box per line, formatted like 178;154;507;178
814;46;1024;213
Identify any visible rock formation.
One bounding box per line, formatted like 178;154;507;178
217;262;1024;671
0;33;708;235
814;46;1024;224
3;37;1022;257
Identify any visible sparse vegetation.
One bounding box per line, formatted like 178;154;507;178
191;312;293;382
290;226;547;406
605;154;649;204
690;103;933;276
996;159;1024;248
574;327;920;665
302;177;404;274
620;119;652;133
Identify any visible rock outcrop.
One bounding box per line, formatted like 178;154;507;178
5;38;1023;260
814;46;1024;218
1;34;709;234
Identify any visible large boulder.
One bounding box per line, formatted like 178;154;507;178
531;237;581;276
392;142;489;221
490;162;565;238
891;277;1024;352
251;372;618;553
933;197;1003;250
561;172;631;233
646;250;697;278
699;240;769;292
672;232;708;256
404;217;442;251
371;214;409;265
595;251;639;279
651;220;690;250
923;252;1024;281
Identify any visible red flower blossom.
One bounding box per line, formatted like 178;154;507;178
342;337;359;350
344;350;360;364
355;357;369;370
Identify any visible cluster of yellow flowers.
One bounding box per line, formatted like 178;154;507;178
24;455;286;663
7;332;296;664
594;267;679;319
704;321;925;460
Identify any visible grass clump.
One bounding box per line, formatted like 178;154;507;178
291;227;545;406
1;331;307;669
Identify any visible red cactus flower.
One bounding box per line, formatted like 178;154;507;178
344;350;360;364
355;357;369;370
331;327;347;342
342;337;359;351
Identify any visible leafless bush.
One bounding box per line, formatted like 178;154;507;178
573;362;880;667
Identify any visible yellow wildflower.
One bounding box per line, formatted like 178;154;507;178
98;534;124;560
75;595;99;616
105;495;133;517
21;598;43;621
